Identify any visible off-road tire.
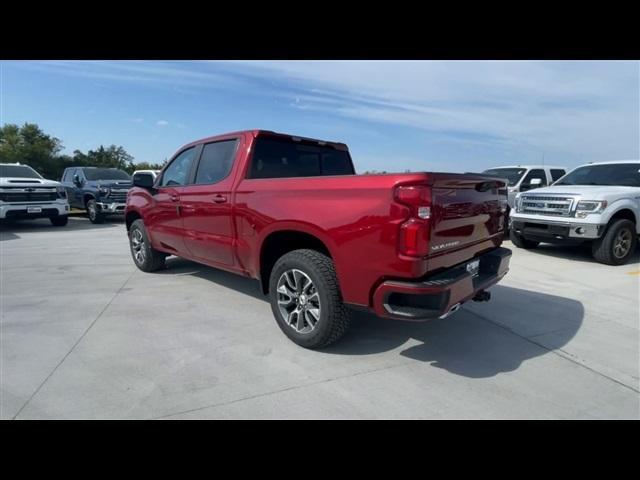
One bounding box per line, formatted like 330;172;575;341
86;199;105;224
129;219;166;272
269;249;351;349
510;229;539;249
50;215;68;226
592;219;637;266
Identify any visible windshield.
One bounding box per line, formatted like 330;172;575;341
555;163;640;187
84;168;131;181
0;165;43;179
482;168;527;187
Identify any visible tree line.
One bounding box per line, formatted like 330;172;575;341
0;123;165;180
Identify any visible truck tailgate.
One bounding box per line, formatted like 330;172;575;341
429;173;507;256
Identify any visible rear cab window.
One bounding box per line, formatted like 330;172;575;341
247;136;355;179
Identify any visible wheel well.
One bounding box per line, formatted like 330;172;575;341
260;230;331;294
125;211;142;231
83;194;95;207
609;208;636;224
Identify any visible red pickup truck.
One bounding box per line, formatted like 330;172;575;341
125;130;511;348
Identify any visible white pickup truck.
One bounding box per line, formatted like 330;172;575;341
0;163;70;226
510;160;639;265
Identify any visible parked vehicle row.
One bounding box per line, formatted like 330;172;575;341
3;133;638;349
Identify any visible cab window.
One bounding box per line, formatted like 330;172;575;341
522;169;547;189
160;147;197;187
194;140;238;185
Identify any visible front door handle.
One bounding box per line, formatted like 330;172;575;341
212;194;227;204
170;195;179;202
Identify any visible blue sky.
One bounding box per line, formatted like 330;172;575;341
1;60;638;173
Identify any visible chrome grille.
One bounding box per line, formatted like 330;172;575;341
520;195;574;216
0;187;58;203
105;188;129;203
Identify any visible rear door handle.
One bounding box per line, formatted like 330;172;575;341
212;194;227;204
170;195;179;202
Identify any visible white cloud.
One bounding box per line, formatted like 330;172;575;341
156;120;169;126
222;60;640;163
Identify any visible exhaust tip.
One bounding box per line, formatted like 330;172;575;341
439;303;461;319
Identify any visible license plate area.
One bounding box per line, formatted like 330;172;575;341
27;206;42;213
466;258;480;277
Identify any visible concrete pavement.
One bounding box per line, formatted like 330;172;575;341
1;216;638;419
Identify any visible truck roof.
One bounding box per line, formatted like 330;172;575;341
182;129;349;151
576;159;639;165
485;165;567;170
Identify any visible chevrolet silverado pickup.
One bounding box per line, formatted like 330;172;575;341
1;163;70;225
61;166;132;223
510;160;639;265
125;130;512;348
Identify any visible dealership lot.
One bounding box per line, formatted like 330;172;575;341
1;216;638;419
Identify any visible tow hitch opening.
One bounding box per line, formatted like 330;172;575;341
473;290;491;302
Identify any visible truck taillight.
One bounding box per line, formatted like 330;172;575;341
395;185;431;257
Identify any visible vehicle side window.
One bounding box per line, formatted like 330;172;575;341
248;137;354;179
160;147;197;187
194;140;238;185
62;168;75;182
550;169;566;182
522;169;547;187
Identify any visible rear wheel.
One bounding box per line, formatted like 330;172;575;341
509;229;539;249
86;199;105;224
129;219;166;272
269;249;351;349
50;215;68;226
592;219;637;265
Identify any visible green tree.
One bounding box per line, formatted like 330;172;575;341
0;123;65;179
72;145;135;172
132;161;166;172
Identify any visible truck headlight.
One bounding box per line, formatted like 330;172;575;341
98;186;111;196
514;194;523;213
575;200;607;218
56;187;67;199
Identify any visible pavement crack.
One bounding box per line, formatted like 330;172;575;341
11;268;138;420
154;360;414;419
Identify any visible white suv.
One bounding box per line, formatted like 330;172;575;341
510;160;639;265
0;163;70;226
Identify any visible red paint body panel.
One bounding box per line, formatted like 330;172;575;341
126;130;510;316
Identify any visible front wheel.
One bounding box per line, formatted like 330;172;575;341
86;199;105;224
129;219;166;272
50;215;68;226
592;219;637;265
509;229;539;249
269;249;351;349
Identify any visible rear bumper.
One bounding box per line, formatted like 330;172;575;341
372;247;512;321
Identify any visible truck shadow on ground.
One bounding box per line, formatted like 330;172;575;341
160;257;584;379
0;216;124;241
327;285;584;378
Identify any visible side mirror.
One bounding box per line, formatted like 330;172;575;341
529;178;542;188
73;174;82;187
133;172;155;189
